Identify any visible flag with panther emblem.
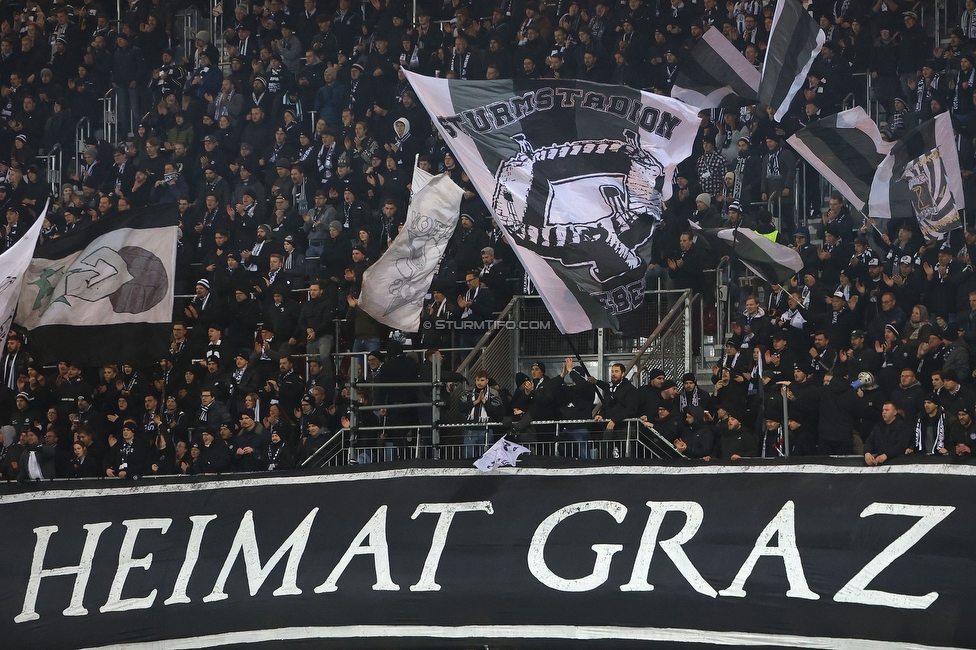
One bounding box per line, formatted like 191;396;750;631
15;204;180;364
405;72;700;333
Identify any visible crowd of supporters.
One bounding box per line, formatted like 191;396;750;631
1;0;976;479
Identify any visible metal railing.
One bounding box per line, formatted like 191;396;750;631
305;418;680;468
625;289;695;385
100;90;117;144
38;143;61;197
177;8;199;66
456;296;518;381
74;117;90;178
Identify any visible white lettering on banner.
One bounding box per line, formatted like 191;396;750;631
410;502;494;592
15;522;112;623
204;508;319;602
8;498;959;625
833;503;955;609
528;501;627;592
164;514;218;605
719;501;819;600
315;505;400;593
620;501;717;597
100;519;172;613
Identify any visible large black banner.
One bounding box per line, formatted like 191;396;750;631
1;463;974;649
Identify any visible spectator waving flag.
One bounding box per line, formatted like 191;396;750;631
869;112;965;239
405;72;699;334
15;204;180;365
671;26;760;109
758;0;825;121
691;222;803;285
788;107;894;212
358;166;464;332
0;202;46;343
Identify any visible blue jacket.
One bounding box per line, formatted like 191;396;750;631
314;82;348;127
111;44;146;86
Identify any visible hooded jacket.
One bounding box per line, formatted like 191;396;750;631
680;405;714;459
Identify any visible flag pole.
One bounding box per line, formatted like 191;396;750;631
561;332;607;405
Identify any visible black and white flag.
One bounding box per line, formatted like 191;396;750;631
15;205;180;364
759;0;825;121
671;26;760;109
869;112;965;239
359;167;463;331
405;72;699;333
692;223;803;284
788;107;893;212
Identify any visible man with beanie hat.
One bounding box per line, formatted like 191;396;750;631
234;409;269;472
691;192;722;228
717;410;755;459
198;429;233;473
949;403;976;458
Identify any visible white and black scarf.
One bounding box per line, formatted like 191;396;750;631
915;411;946;454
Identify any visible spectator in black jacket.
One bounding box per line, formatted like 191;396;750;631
668;232;709;296
864;402;912;466
111;32;146;140
591;363;639;436
17;429;57;481
194;429;232;473
818;375;871;454
104;422;148;478
457;271;495;349
719;411;758;460
676;404;714;460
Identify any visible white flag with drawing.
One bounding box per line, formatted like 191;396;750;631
474;435;530;472
358;167;463;332
0;202;46;345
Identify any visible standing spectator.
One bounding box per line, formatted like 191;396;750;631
696;136;727;199
111;32;146;139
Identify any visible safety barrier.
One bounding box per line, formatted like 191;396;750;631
37;143;61;197
74;116;90;179
303;417;682;468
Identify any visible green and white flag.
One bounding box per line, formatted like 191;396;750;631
405;72;699;333
15;204;180;364
359;167;463;332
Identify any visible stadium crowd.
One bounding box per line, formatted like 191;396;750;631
1;0;976;480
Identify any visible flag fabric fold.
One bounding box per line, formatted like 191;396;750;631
787;107;894;212
0;202;46;343
15;204;180;364
869;112;965;239
474;436;530;472
692;223;804;285
671;26;761;109
359;168;463;332
759;0;825;122
405;71;700;334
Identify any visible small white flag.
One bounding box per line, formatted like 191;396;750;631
474;436;530;472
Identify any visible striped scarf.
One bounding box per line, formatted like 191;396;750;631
915;411;946;454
